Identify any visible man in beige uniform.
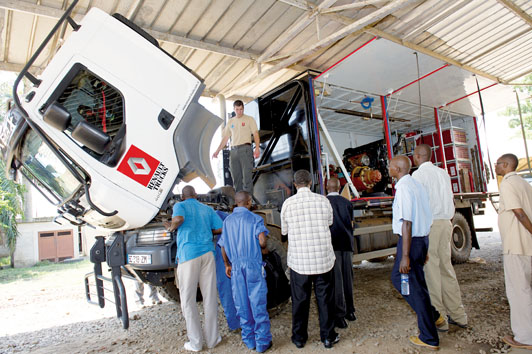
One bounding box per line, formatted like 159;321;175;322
213;100;260;194
412;144;467;331
495;153;532;349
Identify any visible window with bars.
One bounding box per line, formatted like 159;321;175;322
57;69;124;138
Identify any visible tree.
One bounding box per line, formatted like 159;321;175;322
0;159;25;268
500;73;532;140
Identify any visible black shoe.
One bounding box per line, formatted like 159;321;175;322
447;316;468;329
335;318;348;329
322;334;340;349
256;341;273;353
345;312;357;322
292;340;305;349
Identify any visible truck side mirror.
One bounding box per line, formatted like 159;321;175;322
43;102;71;131
72;121;111;154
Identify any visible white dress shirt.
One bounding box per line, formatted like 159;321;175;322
412;162;455;220
281;187;335;275
392;174;433;237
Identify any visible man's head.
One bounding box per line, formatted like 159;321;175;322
181;185;197;200
495;153;519;177
293;169;312;189
326;177;340;193
233;100;244;118
235;191;252;209
388;155;412;180
413;144;431;166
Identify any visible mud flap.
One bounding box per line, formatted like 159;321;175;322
174;102;222;188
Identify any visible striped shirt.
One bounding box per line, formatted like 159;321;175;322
281;187;335;275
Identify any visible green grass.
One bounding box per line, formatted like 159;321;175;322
0;258;91;284
0;256;10;267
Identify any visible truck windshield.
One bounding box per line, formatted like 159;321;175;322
20;129;82;202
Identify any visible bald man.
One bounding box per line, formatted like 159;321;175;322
413;144;467;331
220;191;272;352
389;156;438;350
496;153;532;349
326;177;356;328
164;186;223;352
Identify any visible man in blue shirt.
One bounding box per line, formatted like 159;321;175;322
219;191;273;353
164;185;223;352
389;155;439;351
215;210;241;331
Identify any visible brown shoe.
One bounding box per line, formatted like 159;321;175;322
409;336;439;351
502;335;532;349
435;314;448;332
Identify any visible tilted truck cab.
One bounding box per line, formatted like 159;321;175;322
3;6;221;230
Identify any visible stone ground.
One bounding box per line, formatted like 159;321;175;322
0;229;531;354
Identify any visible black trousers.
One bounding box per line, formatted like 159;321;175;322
290;268;336;343
391;236;439;346
334;250;355;318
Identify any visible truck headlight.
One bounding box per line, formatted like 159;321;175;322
136;229;172;245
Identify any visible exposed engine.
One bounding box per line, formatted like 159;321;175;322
327;139;391;197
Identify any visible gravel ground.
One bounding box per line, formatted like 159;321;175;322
0;230;530;354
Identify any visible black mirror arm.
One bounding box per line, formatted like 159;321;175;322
84;183;118;217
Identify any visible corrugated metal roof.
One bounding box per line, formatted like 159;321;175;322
0;0;531;103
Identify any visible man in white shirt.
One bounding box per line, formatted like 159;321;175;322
281;169;338;349
412;144;468;331
496;153;532;349
389;155;439;351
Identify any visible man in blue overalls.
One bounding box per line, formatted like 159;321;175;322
219;191;273;353
215;210;241;331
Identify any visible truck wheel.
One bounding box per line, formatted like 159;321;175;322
451;212;472;264
158;281;180;303
266;234;287;271
157;280;203;303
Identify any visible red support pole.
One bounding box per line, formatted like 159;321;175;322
473;116;487;192
434;107;446;170
381;96;393;160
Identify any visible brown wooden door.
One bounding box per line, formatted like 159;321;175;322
38;230;74;262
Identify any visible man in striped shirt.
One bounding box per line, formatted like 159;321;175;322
281;169;338;349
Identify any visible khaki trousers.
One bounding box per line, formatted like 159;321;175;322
504;254;532;345
176;252;219;350
424;219;467;325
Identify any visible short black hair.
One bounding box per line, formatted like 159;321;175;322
233;100;244;107
501;153;519;170
294;169;312;186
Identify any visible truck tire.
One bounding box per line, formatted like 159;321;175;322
157;280;203;303
157;281;180;303
451;212;472;264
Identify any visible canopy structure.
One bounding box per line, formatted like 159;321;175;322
0;0;531;104
314;37;515;135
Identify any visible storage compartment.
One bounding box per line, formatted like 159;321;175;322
447;160;472;178
442;127;467;144
444;144;469;160
450;177;460;193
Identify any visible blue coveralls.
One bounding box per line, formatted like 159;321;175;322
214;211;240;330
219;207;272;352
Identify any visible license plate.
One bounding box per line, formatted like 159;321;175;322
128;254;152;265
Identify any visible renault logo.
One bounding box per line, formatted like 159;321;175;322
128;157;151;175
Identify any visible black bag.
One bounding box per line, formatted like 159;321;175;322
263;250;291;309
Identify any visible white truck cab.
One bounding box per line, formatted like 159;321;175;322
3;7;221;231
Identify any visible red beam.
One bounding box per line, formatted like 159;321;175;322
381;96;393;160
390;64;450;95
439;83;497;108
315;36;378;81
